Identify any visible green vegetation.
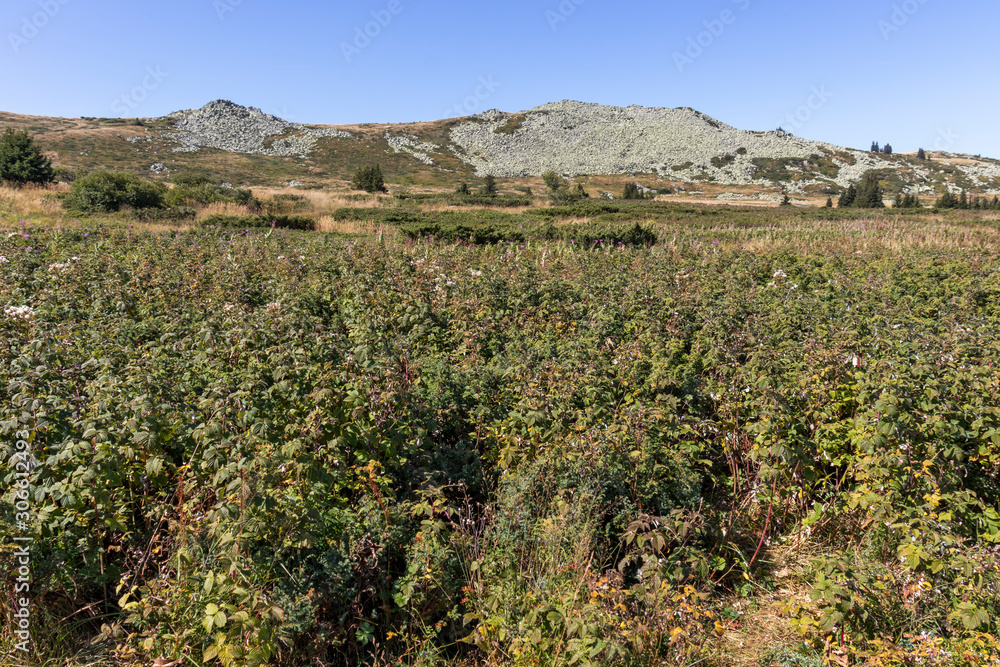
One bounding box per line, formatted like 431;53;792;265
481;174;498;196
351;164;388;193
838;171;885;209
165;174;259;209
0;128;54;186
710;154;736;168
199;213;317;231
541;170;588;203
4;208;1000;666
64;169;167;213
622;182;643;200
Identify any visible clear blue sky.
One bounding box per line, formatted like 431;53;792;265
2;0;999;157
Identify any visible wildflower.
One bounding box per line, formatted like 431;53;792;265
265;302;282;314
223;304;236;313
773;270;787;278
470;269;482;277
0;256;8;265
48;262;71;274
277;255;285;260
5;305;35;321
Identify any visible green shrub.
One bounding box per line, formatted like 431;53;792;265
64;170;166;212
199;214;316;231
164;181;258;209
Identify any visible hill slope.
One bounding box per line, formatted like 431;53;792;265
3;99;999;196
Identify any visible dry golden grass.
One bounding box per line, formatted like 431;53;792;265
0;183;69;224
195;201;260;220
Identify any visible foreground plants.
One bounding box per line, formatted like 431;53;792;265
1;211;1000;665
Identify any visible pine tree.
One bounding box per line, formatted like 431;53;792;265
482;174;497;196
838;184;857;208
0;128;54;186
893;191;903;208
825;196;833;208
351;165;387;193
883;144;893;155
854;172;885;208
622;182;642;200
959;190;969;209
455;182;470;195
871;141;880;153
936;191;958;209
917;148;927;160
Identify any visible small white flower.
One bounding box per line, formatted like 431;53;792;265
773;270;787;279
277;255;285;260
48;262;71;274
470;269;483;277
265;302;282;314
299;255;305;260
223;304;236;313
0;255;8;265
5;305;35;321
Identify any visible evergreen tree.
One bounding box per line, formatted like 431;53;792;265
455;182;470;195
622;182;643;200
574;182;589;199
994;196;999;210
854;172;885;208
960;190;969;209
936;191;958;209
871;141;880;153
883;144;893;155
0;128;54;186
917;148;927;160
838;184;858;208
541;170;566;192
825;196;833;208
351;165;387;193
482;174;497;196
893;191;903;208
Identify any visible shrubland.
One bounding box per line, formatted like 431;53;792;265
1;202;1000;666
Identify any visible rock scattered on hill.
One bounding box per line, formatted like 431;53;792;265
164;100;350;157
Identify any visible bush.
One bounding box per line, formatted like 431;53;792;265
199;214;316;231
352;165;387;193
64;170;166;213
0;128;54;186
164;180;258;209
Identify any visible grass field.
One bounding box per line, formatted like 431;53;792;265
2;191;1000;666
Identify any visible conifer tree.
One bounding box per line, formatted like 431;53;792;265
838;184;857;208
917;148;927;160
825;196;833;208
482;174;497;196
854;172;885;208
0;128;54;186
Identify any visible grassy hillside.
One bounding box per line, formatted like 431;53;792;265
3;107;1000;198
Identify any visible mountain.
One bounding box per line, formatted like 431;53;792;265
3;99;998;196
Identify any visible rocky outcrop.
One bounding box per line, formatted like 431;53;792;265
164;100;350;157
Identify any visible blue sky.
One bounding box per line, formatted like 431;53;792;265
2;0;999;157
